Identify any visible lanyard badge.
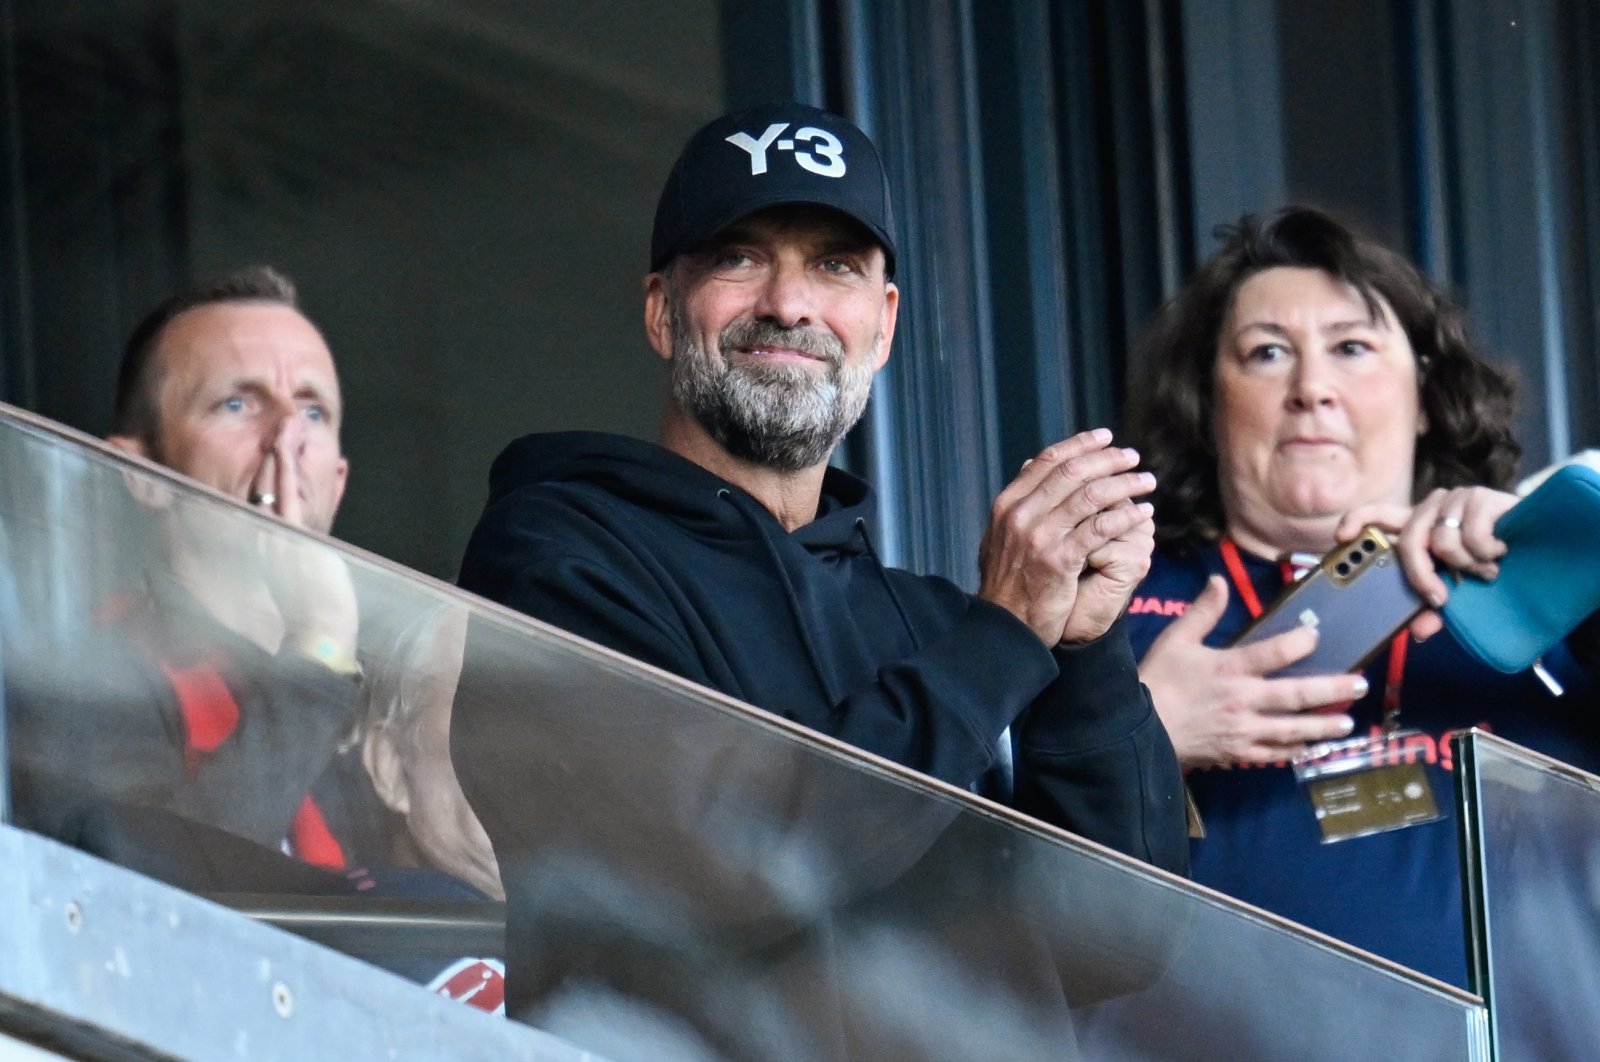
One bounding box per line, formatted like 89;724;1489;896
1292;730;1441;843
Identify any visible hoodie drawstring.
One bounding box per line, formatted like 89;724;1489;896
857;517;1012;798
717;491;1012;798
853;517;921;652
718;489;842;706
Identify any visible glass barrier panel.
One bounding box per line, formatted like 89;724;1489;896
1456;730;1600;1061
1;405;1488;1060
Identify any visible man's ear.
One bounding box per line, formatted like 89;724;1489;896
107;434;175;511
872;282;900;372
332;455;350;514
362;724;411;817
644;272;674;361
107;434;146;459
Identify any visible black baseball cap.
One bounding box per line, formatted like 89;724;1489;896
650;103;898;278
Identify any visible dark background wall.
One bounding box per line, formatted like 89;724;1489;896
1276;0;1412;247
2;0;722;578
3;0;1596;585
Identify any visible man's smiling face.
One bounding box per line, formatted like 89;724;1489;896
647;203;899;472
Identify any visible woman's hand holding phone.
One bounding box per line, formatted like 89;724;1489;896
1230;528;1426;674
1336;489;1516;641
1140;576;1366;768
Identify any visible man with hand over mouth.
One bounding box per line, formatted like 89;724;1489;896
13;267;376;875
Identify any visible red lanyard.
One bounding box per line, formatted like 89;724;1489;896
1220;539;1407;730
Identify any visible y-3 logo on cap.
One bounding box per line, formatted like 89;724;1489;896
725;123;847;178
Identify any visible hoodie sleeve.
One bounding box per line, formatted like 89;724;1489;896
1011;615;1190;876
813;596;1063;792
465;543;1047;791
810;598;1186;874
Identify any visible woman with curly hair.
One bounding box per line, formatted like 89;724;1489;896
1123;205;1600;987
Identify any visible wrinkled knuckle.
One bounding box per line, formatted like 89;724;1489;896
1054;454;1090;482
1082;479;1115;509
1000;506;1032;536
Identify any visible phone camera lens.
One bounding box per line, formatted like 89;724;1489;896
1335;562;1351;576
1361;538;1376;552
1348;551;1363;566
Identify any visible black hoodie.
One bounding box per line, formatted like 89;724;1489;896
457;431;1186;873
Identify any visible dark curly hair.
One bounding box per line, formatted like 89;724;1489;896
1127;206;1520;554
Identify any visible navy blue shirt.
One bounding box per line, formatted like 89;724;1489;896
1128;544;1600;987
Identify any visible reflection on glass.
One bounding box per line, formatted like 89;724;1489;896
7;456;377;881
0;405;1488;1059
362;604;502;899
1457;731;1600;1061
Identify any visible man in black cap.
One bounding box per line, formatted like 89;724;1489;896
456;104;1185;870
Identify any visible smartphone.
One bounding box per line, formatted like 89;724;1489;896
1230;527;1425;677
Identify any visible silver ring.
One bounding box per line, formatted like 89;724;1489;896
1437;514;1462;530
249;491;277;507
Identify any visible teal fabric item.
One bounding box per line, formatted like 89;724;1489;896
1442;464;1600;673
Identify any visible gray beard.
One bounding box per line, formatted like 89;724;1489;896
668;309;876;473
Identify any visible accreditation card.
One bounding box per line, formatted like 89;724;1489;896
1292;729;1441;844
